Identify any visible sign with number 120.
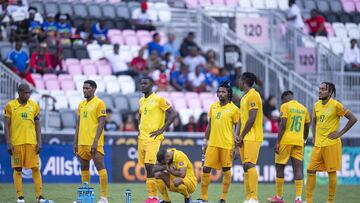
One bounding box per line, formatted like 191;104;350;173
295;47;316;73
236;16;269;44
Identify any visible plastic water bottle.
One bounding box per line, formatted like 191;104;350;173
76;182;95;203
125;189;131;203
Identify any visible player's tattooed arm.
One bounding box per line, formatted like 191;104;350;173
328;110;358;139
4;117;13;155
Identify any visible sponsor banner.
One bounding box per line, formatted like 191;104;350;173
304;146;360;185
0;145;112;183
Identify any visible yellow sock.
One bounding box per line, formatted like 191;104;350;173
13;170;23;197
244;172;250;200
201;172;210;200
295;179;303;198
177;184;189;198
248;167;258;200
220;170;231;200
81;170;90;184
328;172;337;203
32;167;42;198
156;179;170;201
275;177;284;197
306;173;316;203
146;178;158;197
98;169;108;198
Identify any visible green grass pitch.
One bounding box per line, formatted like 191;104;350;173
0;183;359;203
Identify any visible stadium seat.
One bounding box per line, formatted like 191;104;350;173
30;1;44;15
186;97;202;109
128;1;141;16
116;3;130;19
356;2;360;12
43;73;57;81
198;0;211;7
97;64;113;76
252;0;265;9
31;73;42;80
316;0;330;13
330;1;343;13
68;64;83;75
325;22;335;37
58;74;73;82
74;48;89;59
173;97;187;110
45;79;60;90
88;4;102;18
304;0;316;11
155;2;171;10
277;0;289;10
127;93;141;112
211;0;225;6
348;27;360;39
124;35;139;45
113;93;130;112
0;44;12;60
62;47;75;59
185;0;199;8
119;50;133;62
44;1;59;15
59;2;74;16
138;35;152;46
60;80;76;91
59;109;76;130
339;12;352;23
225;0;238;6
102;4;117;19
265;0;278;9
202;98;214;111
331;41;344;55
122;29;136;37
351;13;360;24
97;93;115;109
105;80;121;94
334;23;349;38
343;1;355;13
238;0;251;8
73;75;87;83
34;78;45;89
46;111;61;131
157;10;171;23
193;108;205;121
73;3;89;18
68;95;83;110
118;75;136;94
110;35;124;44
346;22;358;30
80;58;94;66
325;12;339;23
178;108;193;124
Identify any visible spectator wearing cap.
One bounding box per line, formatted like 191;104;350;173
6;40;35;86
163;33;179;59
30;43;53;74
42;13;57;38
91;19;109;44
132;0;150;25
183;47;206;73
180;32;200;57
28;7;41;36
56;14;71;45
144;32;164;57
305;9;327;37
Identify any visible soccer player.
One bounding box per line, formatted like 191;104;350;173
267;91;310;203
306;82;357;203
235;72;263;203
74;80;109;203
200;81;239;203
4;83;46;203
154;148;197;203
138;77;177;203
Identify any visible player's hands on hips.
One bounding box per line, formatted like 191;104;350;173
7;143;14;155
150;129;163;139
328;131;341;139
232;147;240;160
91;141;98;155
235;136;243;147
35;143;42;154
274;143;280;154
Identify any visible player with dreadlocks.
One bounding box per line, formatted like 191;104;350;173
306;82;357;203
199;80;240;203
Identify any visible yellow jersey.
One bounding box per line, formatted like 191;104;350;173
4;99;40;146
208;101;239;149
280;100;310;146
77;96;107;146
139;93;170;141
314;98;348;147
168;148;196;179
239;88;263;142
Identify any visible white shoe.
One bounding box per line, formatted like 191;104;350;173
248;198;259;203
17;197;25;203
242;201;248;203
97;197;109;203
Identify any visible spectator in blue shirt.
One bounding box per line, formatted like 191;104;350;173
163;33;179;59
215;68;230;87
6;41;35;86
91;19;109;44
144;32;163;56
170;63;190;91
56;14;71;45
42;13;57;33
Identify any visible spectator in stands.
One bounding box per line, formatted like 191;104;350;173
170;113;183;132
10;15;32;43
7;0;28;17
152;63;170;91
130;48;147;74
184;116;197;132
343;39;360;71
42;13;57;44
264;110;280;133
147;50;161;72
28;7;42;38
0;1;9;41
287;0;304;30
264;95;277;119
132;0;150;25
163;33;179;59
123;114;136;132
162;52;174;70
74;19;92;45
215;68;230;87
91;19;109;44
56;14;71;45
205;49;220;76
183;47;206;73
49;39;64;72
197;112;208;132
180;32;200;57
188;65;206;92
6;40;35;86
104;109;121;132
105;43;130;75
170;63;190;91
144;32;164;56
29;42;53;74
305;9;327;37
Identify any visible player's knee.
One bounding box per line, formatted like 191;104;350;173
31;167;40;172
307;169;316;174
14;167;22;172
145;164;154;177
243;162;254;171
202;167;211;173
173;178;183;187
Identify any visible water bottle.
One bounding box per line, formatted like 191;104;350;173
125;189;131;203
77;182;95;203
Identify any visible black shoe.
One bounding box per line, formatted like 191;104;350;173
184;197;192;203
17;196;25;203
160;200;171;203
36;195;46;203
219;199;226;203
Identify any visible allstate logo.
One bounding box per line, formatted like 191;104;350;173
22;158;42;179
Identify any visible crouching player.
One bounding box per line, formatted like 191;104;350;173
154;148;197;203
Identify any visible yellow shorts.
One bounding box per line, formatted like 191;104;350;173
77;145;104;161
204;146;233;170
138;139;161;165
240;140;261;164
307;141;342;172
11;144;40;169
169;175;197;194
275;144;303;164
